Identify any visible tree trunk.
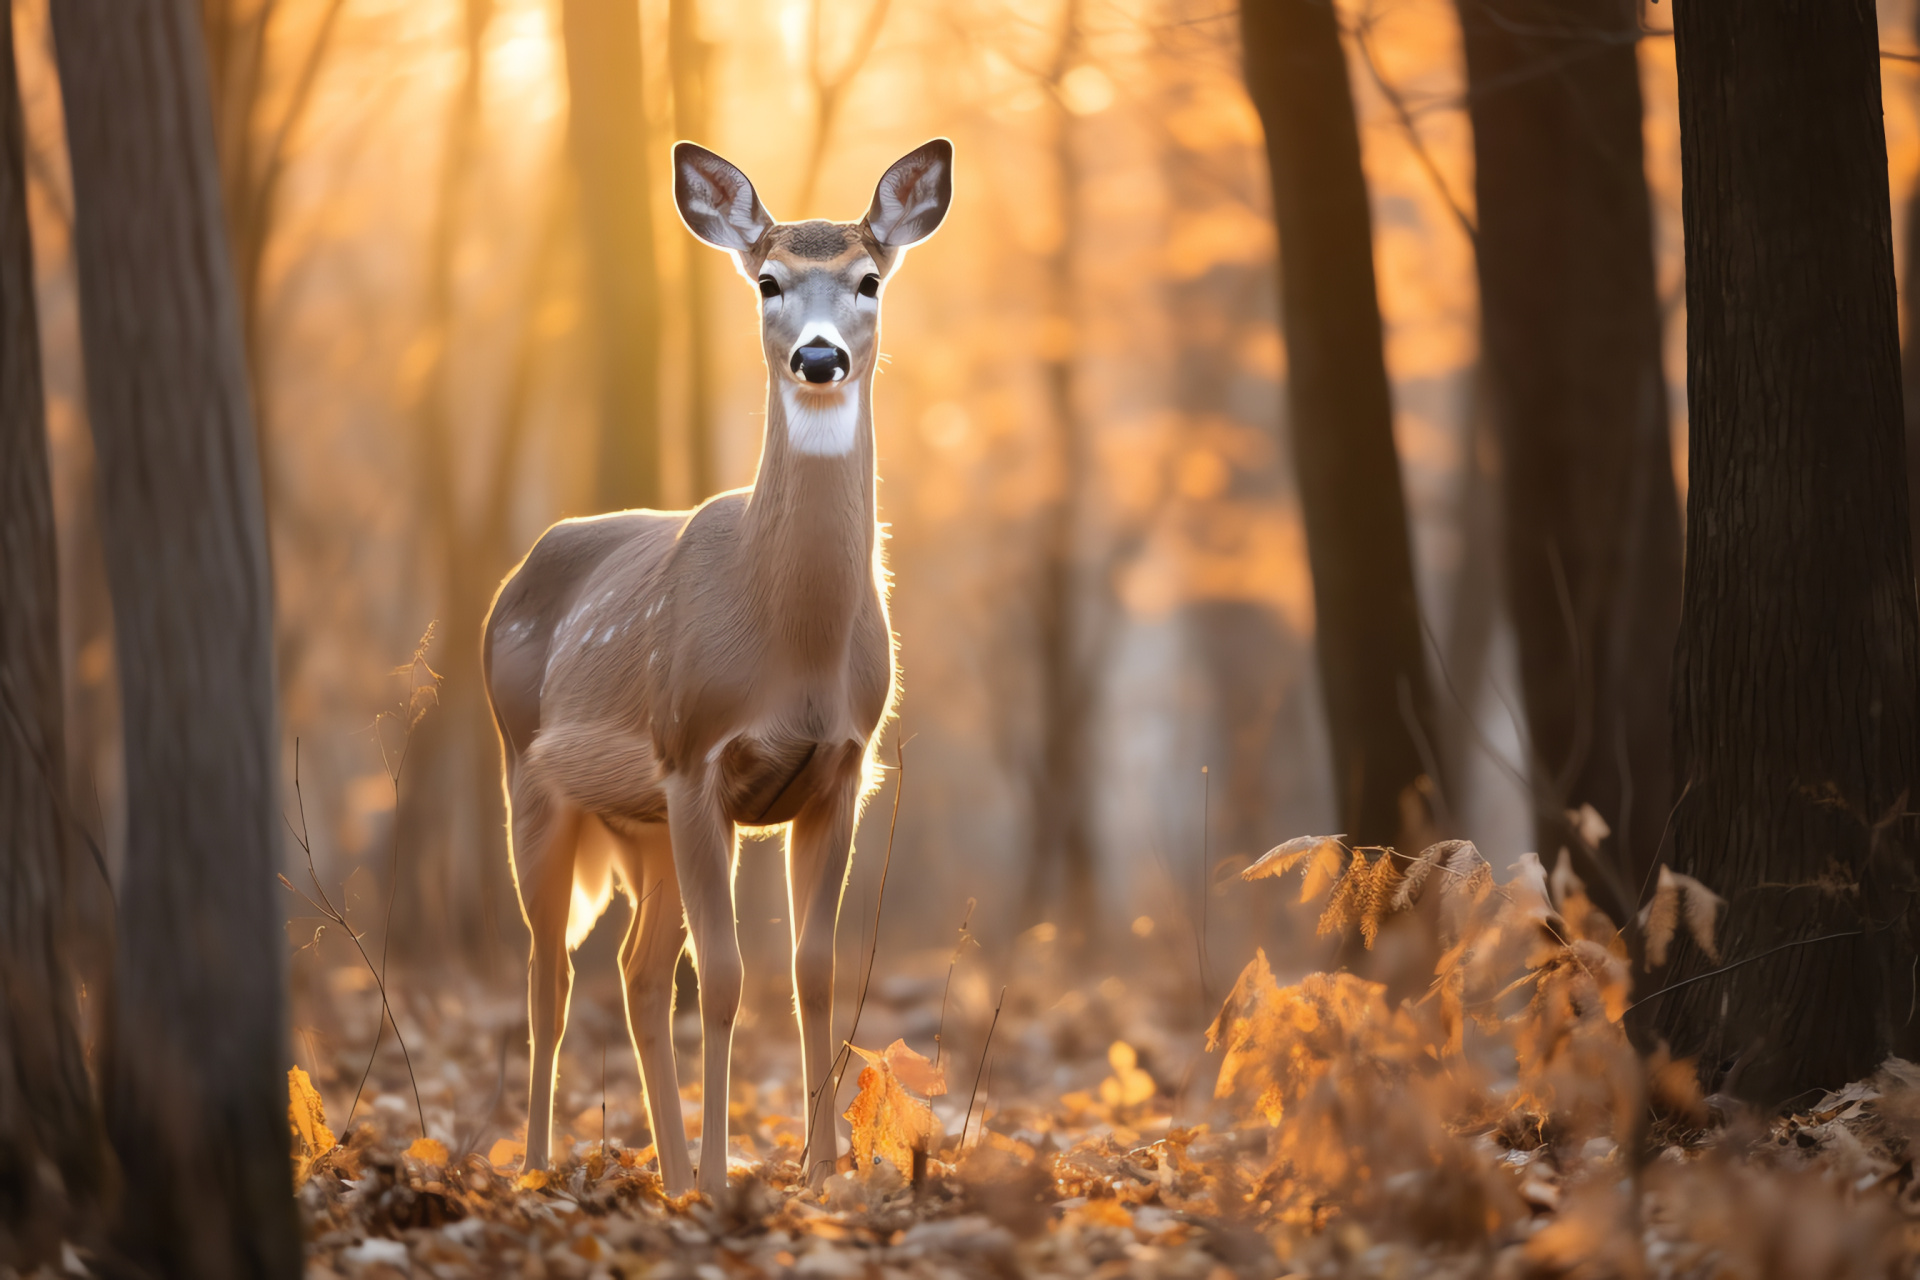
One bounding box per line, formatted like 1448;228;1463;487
563;0;662;512
1240;0;1439;846
0;13;106;1267
1020;0;1101;944
51;4;298;1273
1646;0;1920;1104
1903;0;1920;583
670;0;718;500
1457;0;1682;917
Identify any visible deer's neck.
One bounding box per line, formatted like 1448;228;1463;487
740;373;879;644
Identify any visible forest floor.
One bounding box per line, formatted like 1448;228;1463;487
289;842;1920;1279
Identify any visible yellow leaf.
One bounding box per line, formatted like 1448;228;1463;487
287;1066;334;1157
487;1138;525;1170
406;1137;449;1166
843;1063;940;1177
1098;1040;1156;1110
517;1168;551;1191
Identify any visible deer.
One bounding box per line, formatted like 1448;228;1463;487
481;139;952;1197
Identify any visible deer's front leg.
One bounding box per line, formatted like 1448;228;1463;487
664;773;741;1198
788;780;856;1186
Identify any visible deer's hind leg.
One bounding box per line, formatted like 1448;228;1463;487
509;776;584;1172
607;820;694;1194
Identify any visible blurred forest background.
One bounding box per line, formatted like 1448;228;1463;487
14;0;1920;1106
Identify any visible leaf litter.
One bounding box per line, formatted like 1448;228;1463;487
279;836;1920;1279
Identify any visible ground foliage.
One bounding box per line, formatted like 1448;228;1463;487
246;828;1920;1278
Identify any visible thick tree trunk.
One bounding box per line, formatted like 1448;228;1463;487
563;0;662;512
1646;0;1920;1103
0;14;106;1268
1903;0;1920;583
1457;0;1682;916
1240;0;1439;846
51;4;298;1273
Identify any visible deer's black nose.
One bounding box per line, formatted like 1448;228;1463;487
791;343;850;384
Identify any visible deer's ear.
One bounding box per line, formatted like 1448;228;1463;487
674;142;775;253
863;139;953;250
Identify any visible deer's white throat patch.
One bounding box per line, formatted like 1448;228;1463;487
779;381;861;456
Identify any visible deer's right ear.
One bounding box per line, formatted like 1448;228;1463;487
674;142;775;254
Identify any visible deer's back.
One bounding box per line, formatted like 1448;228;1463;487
483;510;682;766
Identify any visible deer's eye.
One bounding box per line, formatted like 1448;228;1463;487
758;275;781;298
858;273;880;298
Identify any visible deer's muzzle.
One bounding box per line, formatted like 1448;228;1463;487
791;342;851;384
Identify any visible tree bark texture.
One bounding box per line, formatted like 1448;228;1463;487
563;0;663;513
1241;0;1440;846
51;4;298;1273
0;13;106;1267
1648;0;1920;1103
1902;0;1920;584
1457;0;1682;916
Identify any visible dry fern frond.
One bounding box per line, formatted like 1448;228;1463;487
1316;851;1368;938
1393;838;1472;910
1641;865;1726;965
1357;851;1401;948
1243;834;1344;881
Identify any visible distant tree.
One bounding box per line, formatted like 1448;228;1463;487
51;3;298;1273
1240;0;1440;846
1456;0;1682;916
562;0;663;512
670;0;719;498
0;13;106;1268
1646;0;1920;1102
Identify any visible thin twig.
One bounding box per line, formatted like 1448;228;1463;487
1623;930;1866;1016
281;738;428;1137
1197;766;1212;1004
933;897;977;1069
960;986;1007;1148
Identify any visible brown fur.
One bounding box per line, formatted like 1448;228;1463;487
482;139;951;1194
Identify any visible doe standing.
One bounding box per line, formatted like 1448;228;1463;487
483;140;953;1194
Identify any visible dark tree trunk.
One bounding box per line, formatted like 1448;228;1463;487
0;14;107;1268
1903;0;1920;583
1646;0;1920;1104
1457;0;1683;917
671;0;719;500
563;0;662;512
1240;0;1439;846
51;4;298;1274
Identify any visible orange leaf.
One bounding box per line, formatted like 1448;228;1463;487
487;1138;525;1171
517;1168;551;1191
287;1066;335;1168
843;1062;940;1177
406;1136;448;1166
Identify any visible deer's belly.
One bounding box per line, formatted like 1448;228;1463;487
714;732;862;826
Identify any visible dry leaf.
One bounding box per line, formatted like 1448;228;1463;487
517;1168;551;1191
287;1065;335;1185
488;1138;525;1170
407;1136;449;1166
851;1038;947;1097
1394;839;1475;910
844;1060;940;1177
1243;834;1345;881
1568;803;1611;849
1098;1040;1156;1109
1640;865;1725;966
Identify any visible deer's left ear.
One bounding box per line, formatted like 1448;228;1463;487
862;139;953;250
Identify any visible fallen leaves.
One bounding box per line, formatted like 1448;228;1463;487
844;1040;943;1178
287;1065;335;1185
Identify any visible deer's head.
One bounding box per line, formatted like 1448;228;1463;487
673;139;953;454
